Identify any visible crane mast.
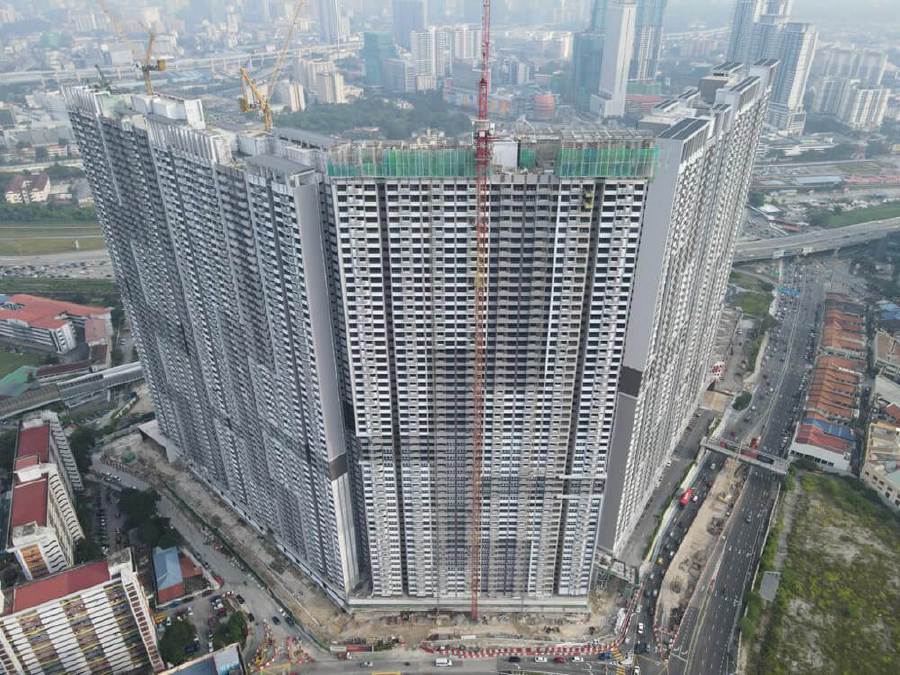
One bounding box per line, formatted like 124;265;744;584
470;0;492;623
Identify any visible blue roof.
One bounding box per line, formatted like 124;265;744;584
153;546;183;591
801;418;855;441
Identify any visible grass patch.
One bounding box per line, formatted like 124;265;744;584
819;202;900;228
733;290;772;318
0;349;42;379
0;223;104;256
747;473;900;675
730;271;774;294
0;236;105;256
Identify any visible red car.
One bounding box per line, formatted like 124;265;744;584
554;656;567;663
679;488;693;507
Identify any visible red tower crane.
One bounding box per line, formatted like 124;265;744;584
470;0;492;623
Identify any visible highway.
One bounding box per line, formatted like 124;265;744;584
733;216;900;261
639;259;822;675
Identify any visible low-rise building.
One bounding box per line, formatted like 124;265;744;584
0;550;165;673
0;294;111;354
6;413;84;580
160;643;245;674
862;421;900;512
875;330;900;380
3;173;50;203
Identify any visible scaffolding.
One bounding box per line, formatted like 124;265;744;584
555;144;658;178
327;147;477;178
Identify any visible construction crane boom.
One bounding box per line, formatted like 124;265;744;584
239;0;306;131
95;0;165;95
470;0;492;623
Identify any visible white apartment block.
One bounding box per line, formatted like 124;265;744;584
608;60;777;553
65;88;360;604
65;61;771;609
326;135;656;601
6;414;84;581
0;551;164;674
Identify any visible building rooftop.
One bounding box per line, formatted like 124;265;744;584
153;546;184;591
0;293;110;330
9;478;49;529
15;423;50;466
865;421;900;491
7;560;110;614
159;643;244;674
875;331;900;367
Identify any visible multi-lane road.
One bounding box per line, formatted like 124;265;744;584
640;260;823;675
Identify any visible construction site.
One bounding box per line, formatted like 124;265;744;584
99;430;636;651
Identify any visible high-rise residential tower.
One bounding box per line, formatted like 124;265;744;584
65;89;361;605
629;0;667;81
726;0;816;133
606;60;777;553
67;60;772;608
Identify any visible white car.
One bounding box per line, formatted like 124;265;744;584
534;656;549;663
637;622;646;635
571;656;584;662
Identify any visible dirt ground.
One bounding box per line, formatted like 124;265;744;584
657;459;743;627
102;433;627;647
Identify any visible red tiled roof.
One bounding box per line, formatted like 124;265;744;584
0;294;110;331
10;478;48;529
10;561;110;613
16;424;50;465
795;424;853;454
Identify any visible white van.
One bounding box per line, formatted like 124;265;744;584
434;657;454;667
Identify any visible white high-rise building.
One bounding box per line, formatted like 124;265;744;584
814;78;889;131
410;27;452;80
608;60;777;553
66;61;772;609
726;0;817;133
65;88;361;605
297;58;346;103
594;0;636;118
629;0;667;81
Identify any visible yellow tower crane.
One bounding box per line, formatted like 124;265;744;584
96;0;166;95
239;0;306;132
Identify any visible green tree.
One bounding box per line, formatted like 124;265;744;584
68;425;96;475
0;430;16;473
74;537;103;563
159;618;197;666
748;191;765;208
733;391;752;411
213;612;248;649
119;488;161;528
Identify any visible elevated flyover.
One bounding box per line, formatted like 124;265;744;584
734;217;900;262
0;361;143;420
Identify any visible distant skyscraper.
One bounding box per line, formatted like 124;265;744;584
726;0;817;133
727;0;762;63
595;0;636;117
393;0;427;50
317;0;347;44
362;31;397;86
629;0;667;81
